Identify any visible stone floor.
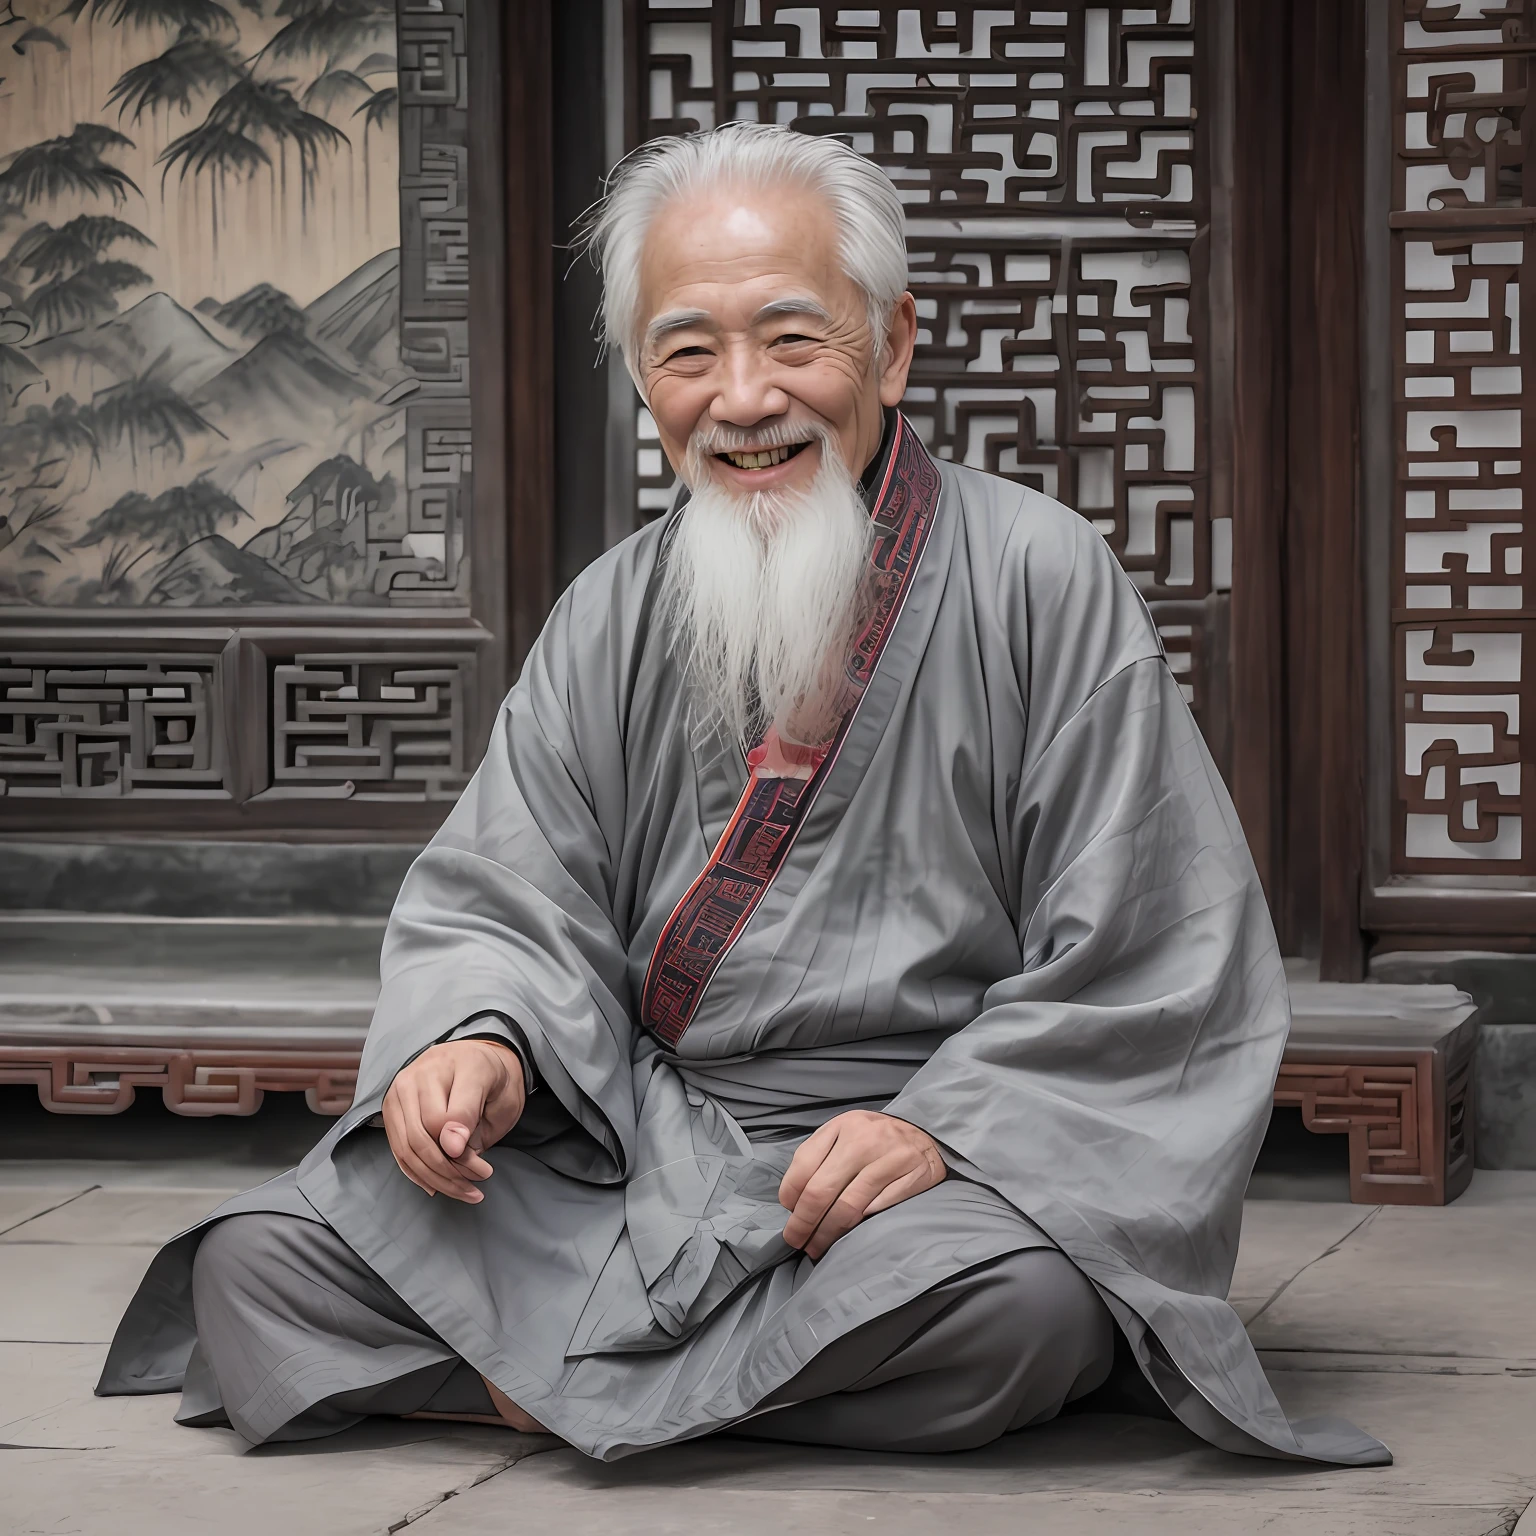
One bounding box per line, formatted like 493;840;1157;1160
2;1117;1533;1536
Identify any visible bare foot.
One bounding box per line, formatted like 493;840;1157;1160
403;1376;553;1436
482;1376;551;1434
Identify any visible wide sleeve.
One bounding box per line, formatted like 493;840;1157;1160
885;641;1288;1306
347;533;665;1184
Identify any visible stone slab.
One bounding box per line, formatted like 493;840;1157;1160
0;1156;300;1190
0;1243;155;1343
0;916;385;984
1249;1195;1536;1357
0;840;419;919
1287;980;1474;1027
0;1340;536;1536
0;916;381;1045
1259;1351;1536;1376
1455;1170;1536;1206
1;1178;1533;1535
406;1369;1536;1535
1227;1200;1374;1323
1270;1369;1536;1502
0;1187;92;1236
411;1488;1519;1536
1476;1025;1536;1172
1371;951;1536;1029
0;1187;236;1246
3;1354;1532;1536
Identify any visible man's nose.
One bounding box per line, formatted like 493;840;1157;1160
709;345;789;427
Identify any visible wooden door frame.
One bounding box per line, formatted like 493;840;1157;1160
1223;0;1369;977
499;0;558;676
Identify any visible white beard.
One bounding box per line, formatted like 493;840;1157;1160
659;437;874;750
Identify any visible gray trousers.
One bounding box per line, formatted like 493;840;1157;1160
182;1211;1115;1453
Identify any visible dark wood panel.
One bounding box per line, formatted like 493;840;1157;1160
503;0;558;674
552;0;614;591
1364;882;1536;940
467;0;512;731
1289;0;1367;978
1226;0;1289;904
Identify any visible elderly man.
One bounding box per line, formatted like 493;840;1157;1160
100;123;1385;1466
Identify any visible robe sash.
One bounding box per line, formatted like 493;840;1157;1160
641;414;942;1047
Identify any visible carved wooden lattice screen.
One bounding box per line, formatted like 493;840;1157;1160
627;1;1220;726
1389;1;1534;878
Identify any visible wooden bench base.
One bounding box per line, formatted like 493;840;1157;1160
0;1043;359;1116
2;979;1480;1208
1281;986;1478;1206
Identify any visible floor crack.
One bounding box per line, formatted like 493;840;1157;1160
1243;1205;1381;1331
380;1439;565;1534
0;1185;102;1239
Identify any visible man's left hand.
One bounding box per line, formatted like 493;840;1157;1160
778;1110;947;1260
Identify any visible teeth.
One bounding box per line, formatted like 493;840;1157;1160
725;444;797;469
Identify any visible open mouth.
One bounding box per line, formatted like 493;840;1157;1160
716;440;812;471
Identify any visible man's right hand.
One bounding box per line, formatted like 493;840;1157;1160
382;1039;527;1203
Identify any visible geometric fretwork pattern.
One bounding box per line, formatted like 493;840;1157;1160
1273;1041;1473;1208
391;0;473;603
1392;1;1533;873
262;652;473;802
629;1;1214;715
0;652;228;799
1275;1061;1423;1172
904;233;1203;599
0;1042;358;1117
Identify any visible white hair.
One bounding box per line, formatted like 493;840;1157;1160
581;122;909;366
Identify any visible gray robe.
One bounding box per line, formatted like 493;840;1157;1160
98;420;1388;1467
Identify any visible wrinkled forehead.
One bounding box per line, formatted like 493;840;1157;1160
635;181;858;336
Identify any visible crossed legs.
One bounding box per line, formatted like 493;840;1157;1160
184;1210;1113;1451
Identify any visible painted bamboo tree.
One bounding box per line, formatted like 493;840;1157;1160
0;101;145;596
0;0;403;605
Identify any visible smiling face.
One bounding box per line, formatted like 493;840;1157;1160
635;179;917;496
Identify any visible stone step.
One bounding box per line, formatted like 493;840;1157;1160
0;915;1490;1198
0;915;381;1115
0;841;418;919
0;915;381;1042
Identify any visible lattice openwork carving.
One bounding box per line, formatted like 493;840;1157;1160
1391;1;1534;874
390;0;474;604
262;651;473;802
0;651;228;799
628;2;1214;714
1274;1039;1473;1207
1276;1061;1424;1176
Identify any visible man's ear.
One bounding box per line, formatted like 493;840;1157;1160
878;291;918;408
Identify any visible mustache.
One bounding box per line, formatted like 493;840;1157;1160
688;419;838;457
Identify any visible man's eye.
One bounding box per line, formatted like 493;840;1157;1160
666;345;712;362
773;333;815;345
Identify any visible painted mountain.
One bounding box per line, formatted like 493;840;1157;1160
28;294;237;398
0;253;415;607
0;0;408;608
307;248;405;378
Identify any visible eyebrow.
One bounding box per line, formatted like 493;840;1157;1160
643;308;712;350
643;297;834;352
752;297;831;325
